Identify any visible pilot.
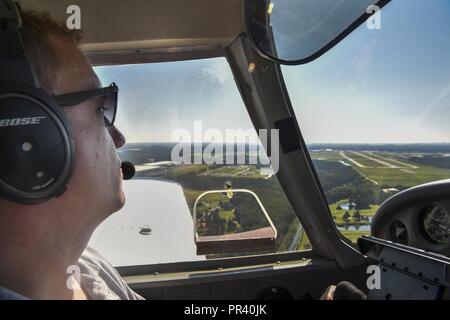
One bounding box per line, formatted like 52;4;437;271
0;10;143;299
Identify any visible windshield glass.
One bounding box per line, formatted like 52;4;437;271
282;0;450;242
89;58;310;267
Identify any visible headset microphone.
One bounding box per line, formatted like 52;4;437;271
121;161;135;180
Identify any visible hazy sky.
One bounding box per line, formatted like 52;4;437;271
96;0;450;144
96;58;256;143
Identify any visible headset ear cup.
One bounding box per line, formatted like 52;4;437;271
0;1;74;204
0;83;75;204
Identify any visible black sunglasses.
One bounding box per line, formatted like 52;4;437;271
53;82;118;127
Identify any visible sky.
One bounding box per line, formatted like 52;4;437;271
95;0;450;144
95;58;256;143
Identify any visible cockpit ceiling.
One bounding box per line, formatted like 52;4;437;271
19;0;244;65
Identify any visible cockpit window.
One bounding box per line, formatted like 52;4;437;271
90;58;310;267
282;0;450;242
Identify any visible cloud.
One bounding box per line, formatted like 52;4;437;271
201;61;230;86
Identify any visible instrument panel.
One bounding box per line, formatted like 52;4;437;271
421;204;450;245
372;201;450;257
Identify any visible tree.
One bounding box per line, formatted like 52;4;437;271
352;183;376;210
215;217;226;235
343;211;350;221
353;210;362;221
227;219;237;232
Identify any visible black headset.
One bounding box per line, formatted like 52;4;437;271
0;0;75;204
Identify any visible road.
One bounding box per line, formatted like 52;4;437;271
232;167;251;177
288;224;304;251
339;151;378;185
339;151;367;168
348;151;399;168
366;152;419;169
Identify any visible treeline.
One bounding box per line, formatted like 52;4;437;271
313;159;404;208
120;143;269;166
119;143;176;165
312;160;362;192
407;155;450;169
325;179;407;209
308;143;450;153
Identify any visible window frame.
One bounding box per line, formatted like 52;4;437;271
90;36;366;272
93;54;316;269
224;36;365;268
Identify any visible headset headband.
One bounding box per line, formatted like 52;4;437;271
0;0;37;86
0;0;21;26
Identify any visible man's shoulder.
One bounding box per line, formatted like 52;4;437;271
80;246;115;272
77;246;144;300
0;287;29;300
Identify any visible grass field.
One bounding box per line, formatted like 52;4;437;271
310;149;450;243
181;150;450;248
169;150;450;250
310;150;450;187
172;164;208;177
202;165;249;177
355;165;450;187
329;201;379;224
310;150;344;161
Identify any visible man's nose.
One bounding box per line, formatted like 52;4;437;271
108;125;126;149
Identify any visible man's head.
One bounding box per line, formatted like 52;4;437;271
0;10;126;228
0;8;128;299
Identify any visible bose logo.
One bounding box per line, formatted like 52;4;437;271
0;117;46;128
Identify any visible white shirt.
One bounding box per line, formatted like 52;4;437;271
77;247;144;300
